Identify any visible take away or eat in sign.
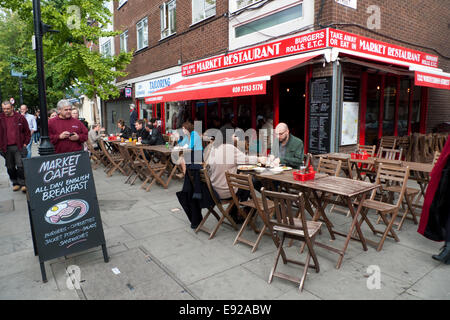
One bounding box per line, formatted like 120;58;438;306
182;28;439;76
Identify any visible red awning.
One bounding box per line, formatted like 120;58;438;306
415;71;450;90
145;54;319;103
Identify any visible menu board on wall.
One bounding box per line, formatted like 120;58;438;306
341;78;360;146
309;77;332;154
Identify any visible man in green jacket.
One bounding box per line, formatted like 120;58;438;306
274;123;304;168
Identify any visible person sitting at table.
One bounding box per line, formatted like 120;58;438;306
146;118;165;146
204;134;263;223
176;121;203;174
135;119;150;143
117;119;132;140
272;122;304;169
88;123;103;150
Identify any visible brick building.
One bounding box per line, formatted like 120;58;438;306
104;0;450;155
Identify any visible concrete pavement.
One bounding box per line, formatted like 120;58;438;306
0;144;448;300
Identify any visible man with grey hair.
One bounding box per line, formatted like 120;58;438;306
48;99;88;154
129;103;137;133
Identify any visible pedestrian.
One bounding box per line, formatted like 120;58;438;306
19;104;37;158
129;104;138;133
418;135;450;264
34;110;41;143
48;99;88;154
0;101;31;192
71;107;89;129
48;108;58;119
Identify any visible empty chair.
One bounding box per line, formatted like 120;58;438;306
317;158;342;176
225;172;275;253
376;136;397;157
193;168;239;239
358;164;410;251
357;144;376;157
261;188;322;292
99;139;127;177
378;147;403;160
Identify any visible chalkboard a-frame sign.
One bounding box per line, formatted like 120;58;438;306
23;151;108;282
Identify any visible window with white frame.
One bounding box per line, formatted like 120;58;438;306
192;0;216;24
161;0;176;39
136;17;148;50
101;40;111;57
120;30;128;52
236;0;262;10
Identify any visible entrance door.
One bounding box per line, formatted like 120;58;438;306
279;80;306;140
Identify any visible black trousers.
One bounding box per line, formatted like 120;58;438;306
446;215;450;242
1;145;27;186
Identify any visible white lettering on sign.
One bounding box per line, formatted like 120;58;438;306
39;154;82;183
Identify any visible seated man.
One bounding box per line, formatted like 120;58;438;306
273;122;304;169
146;118;165;145
117;119;132;139
135;119;150;143
88;123;102;150
204;136;262;223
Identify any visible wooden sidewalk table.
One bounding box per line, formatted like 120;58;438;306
256;172;379;269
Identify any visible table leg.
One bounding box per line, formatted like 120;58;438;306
311;190;335;240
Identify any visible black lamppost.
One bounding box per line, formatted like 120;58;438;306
32;0;56;156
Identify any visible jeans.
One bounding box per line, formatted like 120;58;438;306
26;140;33;158
1;145;27;186
33;132;40;143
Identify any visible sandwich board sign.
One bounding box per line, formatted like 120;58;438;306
23;151;108;282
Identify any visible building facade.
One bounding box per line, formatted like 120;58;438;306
106;0;450;154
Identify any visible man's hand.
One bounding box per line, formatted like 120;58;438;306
69;133;79;141
59;131;71;139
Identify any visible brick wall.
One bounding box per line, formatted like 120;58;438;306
113;0;229;82
316;0;450;132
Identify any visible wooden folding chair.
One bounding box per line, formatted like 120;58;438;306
376;136;397;157
99;139;127;177
191;168;239;239
354;144;376;181
225;172;275;253
118;144;145;185
134;147;167;191
378;147;403;160
86;139;107;170
358;144;376;156
358;164;410;251
261;188;322;292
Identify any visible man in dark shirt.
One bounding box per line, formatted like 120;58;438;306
146;118;165;145
48;99;88;154
135;119;150;143
129;104;138;133
0;101;31;192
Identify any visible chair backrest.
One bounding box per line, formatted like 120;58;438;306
371;164;410;207
378;147;403;160
317;158;342;177
99;139;115;163
379;136;397;150
432;151;441;166
261;188;310;238
358;144;376;157
225;171;261;210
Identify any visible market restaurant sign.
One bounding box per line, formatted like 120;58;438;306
135;73;182;98
182;28;439;76
415;71;450;90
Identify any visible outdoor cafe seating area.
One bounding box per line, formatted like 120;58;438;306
87;133;447;293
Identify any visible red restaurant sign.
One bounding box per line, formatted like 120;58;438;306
181;28;439;76
415;71;450;90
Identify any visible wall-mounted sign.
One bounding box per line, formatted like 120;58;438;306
341;102;359;145
335;0;357;10
125;87;132;98
135;73;182;98
309;77;332;154
415;71;450;90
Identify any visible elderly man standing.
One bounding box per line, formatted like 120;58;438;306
20;104;37;158
0;101;31;192
48;100;88;154
273;122;304;169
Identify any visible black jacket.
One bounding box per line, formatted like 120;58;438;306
120;126;132;139
136;128;150;142
148;127;165;145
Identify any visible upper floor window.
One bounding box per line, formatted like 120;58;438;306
118;0;127;9
236;0;262;10
120;30;128;52
136;17;148;50
192;0;216;24
161;0;176;39
101;40;111;57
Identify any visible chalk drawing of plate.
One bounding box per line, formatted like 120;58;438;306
45;199;89;225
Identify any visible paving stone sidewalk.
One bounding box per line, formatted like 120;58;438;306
0;145;448;300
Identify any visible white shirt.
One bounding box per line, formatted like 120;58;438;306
24;113;37;132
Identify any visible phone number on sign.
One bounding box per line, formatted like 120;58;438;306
232;83;264;93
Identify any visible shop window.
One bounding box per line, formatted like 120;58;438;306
192;0;216;24
235;4;302;38
136;17;148;50
120;31;128;53
236;97;252;131
382;76;396;137
194;101;205;128
140;100;153;121
166;101;189;132
220;98;234;125
411;87;422;133
161;0;176;39
206;100;219;129
365;74;381;146
397;78;410;137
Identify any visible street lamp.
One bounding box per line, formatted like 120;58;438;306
32;0;58;156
